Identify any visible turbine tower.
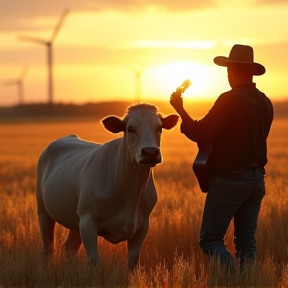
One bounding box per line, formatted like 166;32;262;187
2;66;29;105
128;64;145;102
19;9;69;104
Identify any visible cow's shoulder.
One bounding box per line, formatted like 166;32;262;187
91;137;122;159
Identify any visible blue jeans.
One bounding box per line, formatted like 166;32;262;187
199;169;265;268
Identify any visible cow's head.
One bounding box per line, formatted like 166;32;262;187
102;103;179;167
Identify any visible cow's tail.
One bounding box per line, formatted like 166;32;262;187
36;151;46;217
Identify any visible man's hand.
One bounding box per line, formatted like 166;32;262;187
170;92;183;113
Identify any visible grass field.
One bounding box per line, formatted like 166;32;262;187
0;114;287;287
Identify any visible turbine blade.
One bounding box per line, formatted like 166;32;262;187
18;35;47;45
50;8;70;42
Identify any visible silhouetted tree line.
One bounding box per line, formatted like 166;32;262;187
0;100;287;121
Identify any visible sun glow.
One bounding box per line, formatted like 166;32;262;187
145;61;218;100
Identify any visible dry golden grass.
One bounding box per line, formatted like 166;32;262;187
0;117;287;287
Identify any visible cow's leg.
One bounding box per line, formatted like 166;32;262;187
62;229;82;254
37;176;55;256
38;212;56;256
127;218;150;271
79;214;100;265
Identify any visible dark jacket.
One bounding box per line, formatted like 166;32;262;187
180;83;274;175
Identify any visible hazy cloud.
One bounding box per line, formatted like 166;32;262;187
1;41;287;71
0;0;215;31
256;0;288;4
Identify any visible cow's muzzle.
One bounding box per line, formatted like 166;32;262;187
138;147;162;167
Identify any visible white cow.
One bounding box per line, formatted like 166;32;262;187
36;103;178;270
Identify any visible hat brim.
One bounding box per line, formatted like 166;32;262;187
214;56;266;76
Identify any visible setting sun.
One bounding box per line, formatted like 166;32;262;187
146;61;215;100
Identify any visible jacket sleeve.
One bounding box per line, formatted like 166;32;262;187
180;92;238;143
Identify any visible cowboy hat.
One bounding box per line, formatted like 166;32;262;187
214;44;265;76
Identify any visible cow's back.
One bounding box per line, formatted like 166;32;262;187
37;135;101;230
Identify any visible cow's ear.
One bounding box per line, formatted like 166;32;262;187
102;116;126;133
161;114;179;130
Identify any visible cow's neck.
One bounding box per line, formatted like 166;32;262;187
115;138;151;203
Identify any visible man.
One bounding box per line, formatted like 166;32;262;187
169;44;273;268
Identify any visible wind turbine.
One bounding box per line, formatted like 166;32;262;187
128;64;145;102
2;66;29;105
18;9;69;104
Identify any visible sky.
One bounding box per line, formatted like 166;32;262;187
0;0;287;106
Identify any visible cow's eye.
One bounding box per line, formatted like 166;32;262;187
127;126;136;133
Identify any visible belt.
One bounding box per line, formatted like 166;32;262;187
215;163;263;177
